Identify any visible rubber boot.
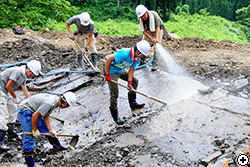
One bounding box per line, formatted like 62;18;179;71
24;152;35;167
151;51;158;71
48;137;67;151
109;107;124;125
7;123;18;139
128;92;145;110
0;129;10;151
91;54;98;68
77;54;83;70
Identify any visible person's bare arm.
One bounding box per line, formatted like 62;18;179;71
85;33;93;48
105;56;115;74
21;85;31;98
66;21;73;34
32;111;41;131
6;79;17;98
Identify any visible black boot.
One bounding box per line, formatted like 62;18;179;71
0;129;10;151
24;151;35;167
48;137;67;151
109;107;124;125
77;54;83;70
128;92;145;110
91;54;98;68
7;123;18;139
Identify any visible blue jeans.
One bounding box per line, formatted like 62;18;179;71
18;107;49;152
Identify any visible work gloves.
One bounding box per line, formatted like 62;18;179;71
32;129;41;137
128;81;134;91
69;34;75;41
105;73;111;82
13;96;21;104
49;130;58;138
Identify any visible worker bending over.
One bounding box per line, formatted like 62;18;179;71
105;40;150;125
18;92;77;167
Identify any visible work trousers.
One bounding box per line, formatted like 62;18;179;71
75;33;97;54
108;70;138;108
0;90;17;131
18;108;49;152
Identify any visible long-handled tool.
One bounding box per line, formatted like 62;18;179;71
49;116;65;124
23;132;79;147
72;38;167;105
100;75;167;105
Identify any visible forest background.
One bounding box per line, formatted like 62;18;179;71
0;0;249;44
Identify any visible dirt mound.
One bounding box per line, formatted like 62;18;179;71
163;37;250;80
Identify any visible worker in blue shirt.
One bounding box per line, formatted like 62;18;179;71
105;40;150;125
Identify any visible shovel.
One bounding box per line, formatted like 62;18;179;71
23;132;79;147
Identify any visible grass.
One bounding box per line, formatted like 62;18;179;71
45;14;249;44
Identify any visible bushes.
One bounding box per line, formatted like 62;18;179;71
0;0;78;30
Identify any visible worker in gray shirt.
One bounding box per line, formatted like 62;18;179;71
136;4;168;71
0;60;41;151
18;92;77;167
66;12;98;69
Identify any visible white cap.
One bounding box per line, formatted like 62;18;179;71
136;40;150;56
27;60;41;75
136;5;148;17
79;12;91;26
63;92;77;106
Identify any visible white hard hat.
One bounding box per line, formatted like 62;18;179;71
136;5;148;17
79;12;91;26
136;40;151;56
27;60;41;75
63;92;77;106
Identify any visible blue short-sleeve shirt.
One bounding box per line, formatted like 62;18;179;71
110;48;140;74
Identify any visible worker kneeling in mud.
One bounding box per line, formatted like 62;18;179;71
18;92;77;167
105;40;150;125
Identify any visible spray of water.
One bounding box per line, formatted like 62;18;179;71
155;43;188;76
150;43;205;104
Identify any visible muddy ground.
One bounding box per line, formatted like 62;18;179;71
0;28;250;167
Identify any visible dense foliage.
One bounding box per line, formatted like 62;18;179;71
184;0;250;21
0;0;249;43
166;14;248;44
0;0;78;30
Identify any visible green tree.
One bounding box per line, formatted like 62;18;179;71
186;0;198;14
199;8;210;17
199;0;211;11
0;0;78;30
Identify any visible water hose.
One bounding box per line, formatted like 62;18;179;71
0;55;153;76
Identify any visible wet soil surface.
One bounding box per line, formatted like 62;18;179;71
0;28;250;167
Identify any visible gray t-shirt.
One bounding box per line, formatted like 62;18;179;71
142;11;164;31
67;15;95;34
19;93;59;117
0;66;26;94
